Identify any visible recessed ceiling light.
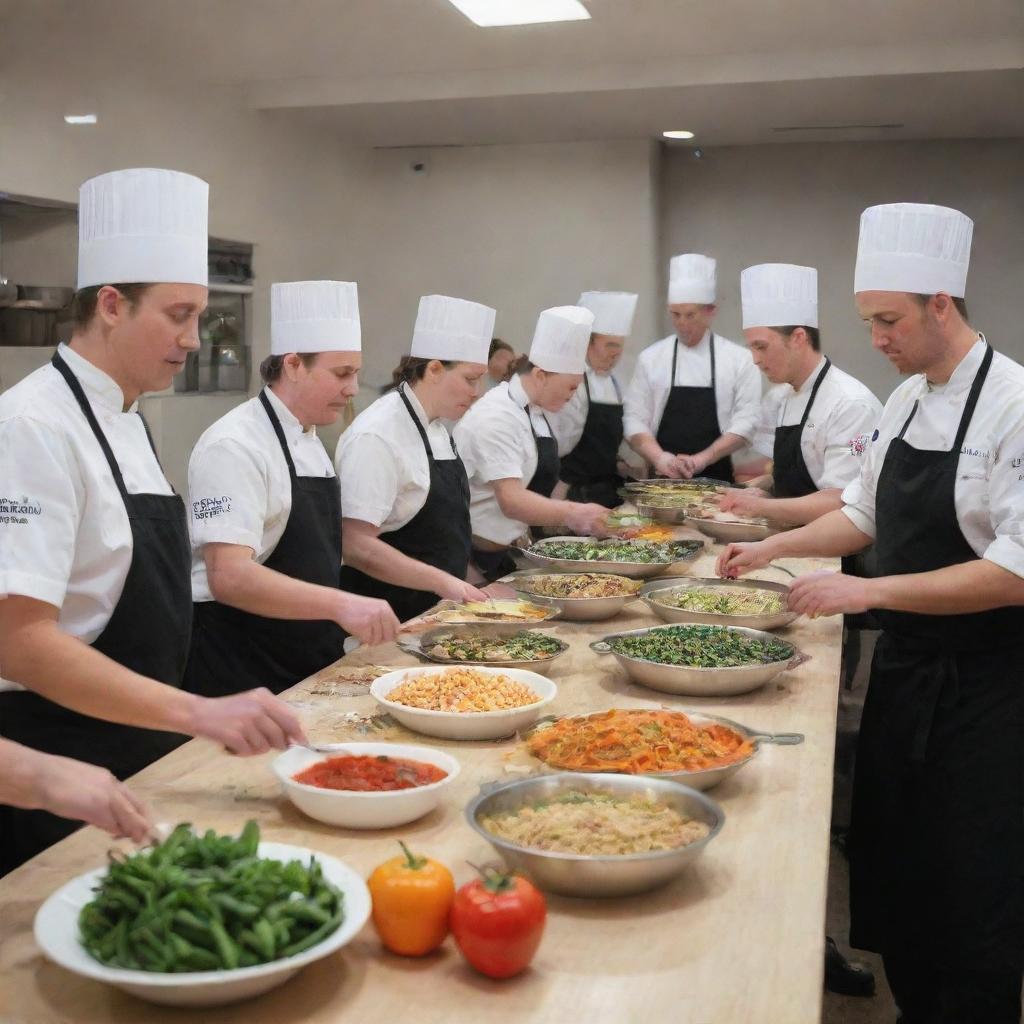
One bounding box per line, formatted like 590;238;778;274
64;114;98;125
447;1;590;27
662;130;695;140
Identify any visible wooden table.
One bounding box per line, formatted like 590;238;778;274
0;549;843;1024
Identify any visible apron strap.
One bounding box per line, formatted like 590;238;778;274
709;331;717;388
583;372;622;405
258;389;298;479
795;357;831;428
669;332;715;388
952;344;993;453
396;383;438;461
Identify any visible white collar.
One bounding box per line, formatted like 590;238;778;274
58;342;136;413
263;386;313;439
398;382;432;429
792;355;828;396
928;336;987;396
675;328;711;352
508;373;533;411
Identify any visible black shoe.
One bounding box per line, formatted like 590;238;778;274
825;936;876;997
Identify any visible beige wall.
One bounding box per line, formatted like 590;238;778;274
659;138;1024;402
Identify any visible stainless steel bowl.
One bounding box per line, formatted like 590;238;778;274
684;515;786;544
521;536;704;580
466;772;724;897
503;569;641;622
591;623;799;697
397;625;568;676
633;501;695;525
642;577;799;632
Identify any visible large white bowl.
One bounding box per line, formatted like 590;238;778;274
273;742;461;829
370;666;557;740
33;841;372;1008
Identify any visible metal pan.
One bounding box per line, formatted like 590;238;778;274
684;515;786;544
621;477;724;494
634;500;698;525
397;625;568;676
502;568;641;622
521;536;704;580
642;577;799;632
590;622;801;697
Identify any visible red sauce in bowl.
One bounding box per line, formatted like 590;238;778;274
293;754;447;792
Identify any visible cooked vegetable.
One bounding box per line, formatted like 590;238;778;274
654;586;785;617
385;668;541;712
450;867;546;979
608;625;793;667
531;539;701;564
293;754;447;792
479;792;710;855
368;842;454;957
515;573;640;599
78;821;343;972
427;631;562;663
527;708;754;774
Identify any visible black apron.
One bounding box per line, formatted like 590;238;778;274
339;386;472;623
560;372;625;509
849;344;1024;972
0;352;191;874
183;391;346;698
771;358;831;499
655;334;734;483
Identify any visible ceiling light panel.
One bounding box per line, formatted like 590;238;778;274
447;1;590;28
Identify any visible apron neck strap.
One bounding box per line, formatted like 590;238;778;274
509;386;553;440
258;389;298;478
671;332;715;386
797;356;831;428
397;382;447;456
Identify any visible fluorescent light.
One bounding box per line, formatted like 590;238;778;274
64;114;98;125
447;1;590;27
662;130;695;140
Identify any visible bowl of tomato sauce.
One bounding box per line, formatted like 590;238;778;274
273;742;461;829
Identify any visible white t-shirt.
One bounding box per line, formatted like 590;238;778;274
188;387;335;602
752;356;882;490
841;338;1024;579
0;344;175;691
548;366;623;457
336;384;457;532
622;330;761;444
453;375;555;546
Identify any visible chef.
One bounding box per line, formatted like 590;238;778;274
719;264;881;525
718;203;1024;1023
184;280;399;698
551;290;638;508
337;294;495;622
0;169;305;874
623;253;761;482
454;305;610;581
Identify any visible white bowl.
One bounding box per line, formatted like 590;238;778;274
33;841;372;1008
273;742;461;829
370;666;557;740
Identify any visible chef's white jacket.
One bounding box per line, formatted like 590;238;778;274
549;366;623;457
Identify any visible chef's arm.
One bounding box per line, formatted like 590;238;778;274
869;559;1024;615
692;432;747;469
626;431;667;467
341;519;486;604
730;488;844;527
0;596;305;751
492;478;609;537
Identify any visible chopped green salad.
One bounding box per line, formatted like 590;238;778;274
609;625;793;667
532;539;702;564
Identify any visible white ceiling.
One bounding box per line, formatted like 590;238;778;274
3;0;1022;147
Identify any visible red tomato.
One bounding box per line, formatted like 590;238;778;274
449;868;546;979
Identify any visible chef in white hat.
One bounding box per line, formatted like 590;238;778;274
623;254;760;482
183;281;399;698
719;203;1024;1022
718;264;881;524
549;290;638;508
0;169;305;873
454;306;610;581
337;295;496;621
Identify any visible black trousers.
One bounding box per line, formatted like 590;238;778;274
883;953;1022;1024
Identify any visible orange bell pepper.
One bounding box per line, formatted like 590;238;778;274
368;842;455;956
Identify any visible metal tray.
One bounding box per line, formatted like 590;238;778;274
621;477;724;494
590;622;801;697
502;568;641;622
642;577;799;632
684;515;786;544
397;625;568;676
521;536;704;580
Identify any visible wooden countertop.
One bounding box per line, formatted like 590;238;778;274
0;548;843;1024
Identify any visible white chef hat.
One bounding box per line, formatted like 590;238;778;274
410;295;496;364
741;264;818;329
77;168;209;289
577;291;638;337
668;253;716;305
528;306;594;375
271;281;361;354
854;203;973;298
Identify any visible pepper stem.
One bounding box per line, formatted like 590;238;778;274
468;861;517;893
399;841;426;870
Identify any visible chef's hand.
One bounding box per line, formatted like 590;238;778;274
787;571;875;618
716;540;774;578
437;578;489;604
191;688;307;755
684;450;714;478
32;751;154;843
718;487;767;517
654;451;686;479
335;593;400;647
565;502;610;538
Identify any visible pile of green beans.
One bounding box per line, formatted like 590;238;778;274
78;821;344;972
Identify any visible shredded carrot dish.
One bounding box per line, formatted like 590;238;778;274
526;708;754;773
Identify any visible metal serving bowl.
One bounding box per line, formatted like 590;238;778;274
521;536;704;580
621;477;724;494
397;624;569;676
633;500;697;525
642;577;799;632
502;569;642;622
466;772;724;897
591;623;800;697
684;515;786;544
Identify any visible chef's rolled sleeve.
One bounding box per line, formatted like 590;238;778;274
188;438;267;551
465;415;527;483
723;359;761;442
983;421;1024;580
818;400;880;491
337;433;400;527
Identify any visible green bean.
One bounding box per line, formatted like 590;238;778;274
281;911;343;958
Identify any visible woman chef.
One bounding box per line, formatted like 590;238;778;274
337;295;495;621
719;204;1024;1023
623;254;760;482
184;281;399;698
551;290;638;508
454;305;610;582
0;169;304;873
